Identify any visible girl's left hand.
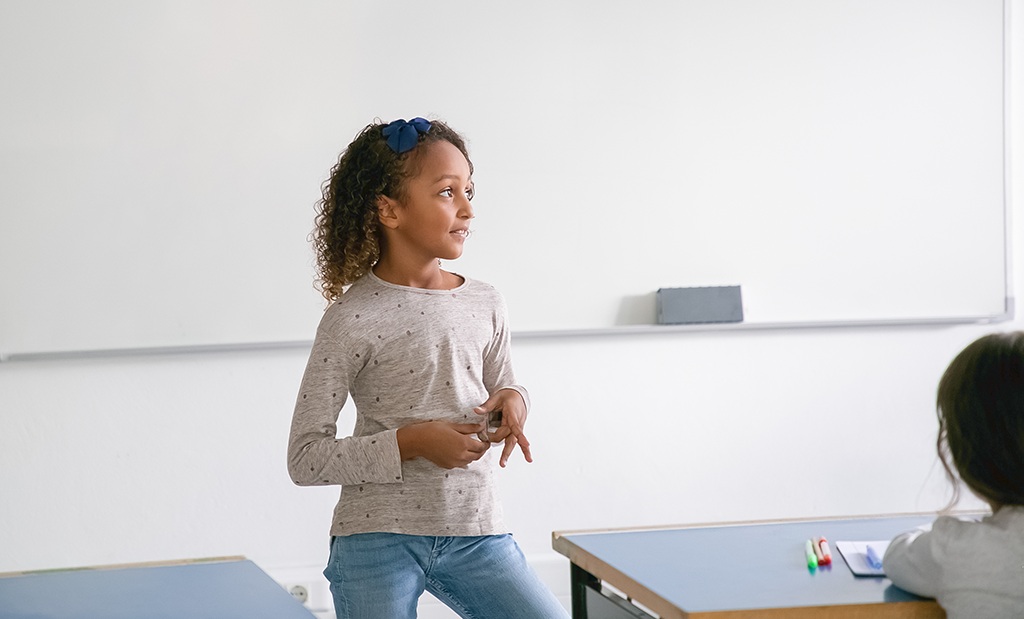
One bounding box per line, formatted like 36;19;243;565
474;389;532;467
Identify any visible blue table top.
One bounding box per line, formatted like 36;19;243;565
0;558;316;619
556;514;943;616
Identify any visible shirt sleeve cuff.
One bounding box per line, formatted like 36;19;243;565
497;385;531;412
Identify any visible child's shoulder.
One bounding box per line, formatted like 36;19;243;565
317;276;383;327
461;274;498;293
460;276;508;307
320;274;505;317
987;505;1024;529
931;507;1024;545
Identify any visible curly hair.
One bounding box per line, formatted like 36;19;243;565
311;119;473;301
936;331;1024;510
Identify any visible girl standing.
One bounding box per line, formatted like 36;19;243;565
287;117;567;618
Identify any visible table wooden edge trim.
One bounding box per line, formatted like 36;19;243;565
0;556;247;579
681;601;944;619
552;510;983;539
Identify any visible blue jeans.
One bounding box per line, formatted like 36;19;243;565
323;533;568;619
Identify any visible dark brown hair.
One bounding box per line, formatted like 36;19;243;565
311;119;472;301
936;331;1024;509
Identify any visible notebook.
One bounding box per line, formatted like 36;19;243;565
835;540;890;576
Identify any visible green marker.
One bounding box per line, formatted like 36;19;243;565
804;539;818;570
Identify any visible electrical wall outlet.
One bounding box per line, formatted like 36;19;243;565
268;566;331;615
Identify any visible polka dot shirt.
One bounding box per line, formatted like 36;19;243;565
287;271;529;537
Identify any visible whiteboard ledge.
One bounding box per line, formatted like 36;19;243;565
511;309;1015;340
0;340;315;363
1;304;1013;362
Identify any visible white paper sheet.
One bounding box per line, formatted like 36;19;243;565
835;540;891;576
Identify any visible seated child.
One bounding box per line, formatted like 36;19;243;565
883;331;1024;618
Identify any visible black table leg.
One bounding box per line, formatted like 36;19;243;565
570;562;600;619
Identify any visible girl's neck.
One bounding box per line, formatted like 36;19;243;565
372;257;462;290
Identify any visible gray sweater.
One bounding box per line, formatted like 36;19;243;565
883;506;1024;618
287;271;528;537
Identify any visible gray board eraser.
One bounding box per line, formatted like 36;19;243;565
656;286;743;325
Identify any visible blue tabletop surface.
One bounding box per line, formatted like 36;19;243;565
562;515;937;613
0;558;315;619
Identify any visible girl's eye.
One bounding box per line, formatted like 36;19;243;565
440;186;474;200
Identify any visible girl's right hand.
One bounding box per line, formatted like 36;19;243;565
396;421;489;469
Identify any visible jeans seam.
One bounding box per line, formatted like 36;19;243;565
325;537;353;619
426;575;475;619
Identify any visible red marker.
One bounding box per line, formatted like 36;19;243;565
818;537;833;565
812;537;825;565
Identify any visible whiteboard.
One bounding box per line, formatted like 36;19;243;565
0;0;1010;357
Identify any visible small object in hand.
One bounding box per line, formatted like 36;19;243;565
478;411;503;442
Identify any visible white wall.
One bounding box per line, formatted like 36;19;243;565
1;2;1020;617
0;0;1008;358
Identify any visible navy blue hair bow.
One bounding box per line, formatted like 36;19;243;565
382;117;432;154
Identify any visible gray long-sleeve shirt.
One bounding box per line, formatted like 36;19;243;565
883;506;1024;618
287;271;528;537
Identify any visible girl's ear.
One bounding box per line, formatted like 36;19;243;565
377;195;400;230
